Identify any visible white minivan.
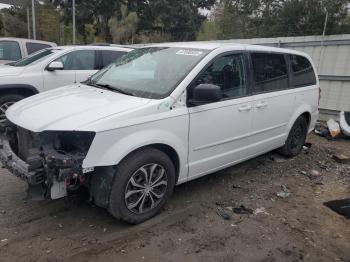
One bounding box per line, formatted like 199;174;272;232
0;43;319;223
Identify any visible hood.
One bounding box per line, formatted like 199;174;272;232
0;65;25;76
6;84;151;132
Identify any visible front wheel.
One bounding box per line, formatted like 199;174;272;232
0;94;25;123
108;148;175;224
279;116;308;157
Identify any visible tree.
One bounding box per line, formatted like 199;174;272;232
0;6;27;38
37;3;61;43
197;20;218;40
52;0;123;43
127;0;215;41
272;0;349;36
108;5;139;44
205;0;350;40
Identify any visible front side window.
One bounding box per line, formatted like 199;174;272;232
251;53;288;93
193;53;247;99
91;47;209;99
290;55;316;87
13;49;59;67
55;50;96;70
0;41;21;61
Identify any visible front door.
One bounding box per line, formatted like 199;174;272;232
188;53;253;179
43;50;97;90
74;50;98;83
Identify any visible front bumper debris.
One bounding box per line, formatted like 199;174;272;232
0;136;45;185
0;121;95;200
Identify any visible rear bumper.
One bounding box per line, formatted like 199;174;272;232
0;136;44;185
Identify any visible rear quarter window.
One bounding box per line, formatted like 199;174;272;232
26;42;52;55
100;50;127;68
290;55;317;87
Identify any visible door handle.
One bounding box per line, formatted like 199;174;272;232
238;105;252;112
256;102;268;109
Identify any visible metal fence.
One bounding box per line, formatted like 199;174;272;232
201;34;350;119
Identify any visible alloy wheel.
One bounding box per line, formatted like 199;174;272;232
125;163;168;214
0;102;15;123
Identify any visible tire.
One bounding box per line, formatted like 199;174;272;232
278;116;308;157
108;148;176;224
0;94;25;123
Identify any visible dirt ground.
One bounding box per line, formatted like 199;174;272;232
0;133;349;262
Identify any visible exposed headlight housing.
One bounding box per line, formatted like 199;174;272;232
40;131;95;156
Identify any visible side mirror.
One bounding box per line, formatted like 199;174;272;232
189;84;222;106
47;61;64;71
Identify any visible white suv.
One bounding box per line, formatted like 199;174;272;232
0;37;56;64
0;45;132;121
0;43;319;224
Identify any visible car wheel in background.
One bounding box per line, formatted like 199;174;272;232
0;94;25;123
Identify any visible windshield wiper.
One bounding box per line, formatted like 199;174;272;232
86;81;135;97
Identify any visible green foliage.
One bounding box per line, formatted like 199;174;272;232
139;0;216;41
1;0;349;44
137;31;171;43
108;5;139;44
197;20;218;41
209;0;350;39
84;24;96;44
37;3;61;43
0;6;27;38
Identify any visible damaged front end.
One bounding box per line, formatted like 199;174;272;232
0;121;95;200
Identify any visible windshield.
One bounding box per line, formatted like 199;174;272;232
12;48;59;67
90;47;209;99
0;41;21;61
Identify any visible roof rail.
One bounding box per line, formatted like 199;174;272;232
88;43;137;49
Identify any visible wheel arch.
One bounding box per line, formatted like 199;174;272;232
286;104;312;135
89;143;181;210
123;143;181;183
300;111;311;128
0;84;39;98
83;129;188;184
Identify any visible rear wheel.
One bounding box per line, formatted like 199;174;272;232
108;148;175;224
279;116;308;157
0;94;25;123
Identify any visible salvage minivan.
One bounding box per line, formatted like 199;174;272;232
0;43;319;223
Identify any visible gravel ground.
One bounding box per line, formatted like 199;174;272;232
0;133;349;262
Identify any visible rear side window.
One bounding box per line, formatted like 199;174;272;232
26;42;52;54
290;55;316;87
0;41;21;61
100;50;127;68
251;53;289;93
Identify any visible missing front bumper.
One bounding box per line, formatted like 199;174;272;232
0;135;86;200
0;136;45;185
0;125;95;201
